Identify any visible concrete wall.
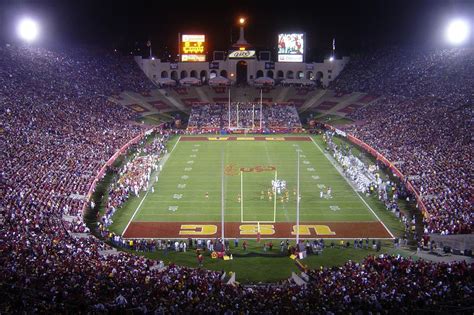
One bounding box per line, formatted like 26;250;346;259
136;55;350;88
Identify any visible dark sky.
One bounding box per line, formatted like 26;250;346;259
0;0;472;60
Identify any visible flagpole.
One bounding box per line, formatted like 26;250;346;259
252;104;255;129
237;103;239;128
178;33;181;62
228;88;231;130
221;147;225;239
259;89;263;130
296;150;300;244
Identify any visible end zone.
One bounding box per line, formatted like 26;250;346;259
122;221;393;239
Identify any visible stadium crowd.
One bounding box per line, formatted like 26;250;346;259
331;47;473;234
1;44;472;312
188;102;302;130
331;47;474;106
100;135;169;228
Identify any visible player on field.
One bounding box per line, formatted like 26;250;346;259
237;194;241;203
205;192;209;199
260;190;265;200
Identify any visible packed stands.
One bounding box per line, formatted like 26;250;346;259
331;47;473;234
331;47;473;105
187;103;302;130
345;96;472;234
1;44;472;312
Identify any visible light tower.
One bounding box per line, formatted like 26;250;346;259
17;17;39;43
445;18;470;45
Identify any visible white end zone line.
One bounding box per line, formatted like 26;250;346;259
122;135;182;237
123;237;396;240
309;136;395;239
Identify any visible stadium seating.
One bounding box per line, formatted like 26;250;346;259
331;48;473;234
1;44;472;312
187;102;302;130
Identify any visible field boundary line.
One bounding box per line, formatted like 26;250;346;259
122;135;182;236
123;237;395;240
309;136;395;239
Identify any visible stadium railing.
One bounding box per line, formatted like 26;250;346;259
81;126;159;216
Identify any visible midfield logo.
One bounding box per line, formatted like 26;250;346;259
224;163;276;176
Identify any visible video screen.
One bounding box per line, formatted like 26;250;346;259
278;33;304;62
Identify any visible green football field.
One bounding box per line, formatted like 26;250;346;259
116;135;394;240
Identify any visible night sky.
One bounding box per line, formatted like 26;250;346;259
0;0;472;60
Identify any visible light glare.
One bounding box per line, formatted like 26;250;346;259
445;19;470;45
17;18;39;42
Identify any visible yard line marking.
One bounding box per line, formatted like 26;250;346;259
121;190;150;237
138;213;378;218
309;136;395;239
122;135;181;236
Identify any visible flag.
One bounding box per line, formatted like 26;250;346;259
332;38;336;51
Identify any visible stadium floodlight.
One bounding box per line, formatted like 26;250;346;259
17;18;39;42
329;56;334;62
445;19;470;45
239;17;246;25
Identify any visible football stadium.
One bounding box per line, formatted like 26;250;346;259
1;0;473;313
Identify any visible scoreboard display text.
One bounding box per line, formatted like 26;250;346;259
181;34;206;62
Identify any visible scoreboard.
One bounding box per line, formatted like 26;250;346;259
181;34;206;62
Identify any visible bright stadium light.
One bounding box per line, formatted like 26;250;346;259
17;18;39;42
239;17;246;25
445;19;470;45
329;56;334;62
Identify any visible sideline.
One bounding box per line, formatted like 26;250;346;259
309;136;395;239
121;136;182;236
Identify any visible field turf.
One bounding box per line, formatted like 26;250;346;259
116;135;394;240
